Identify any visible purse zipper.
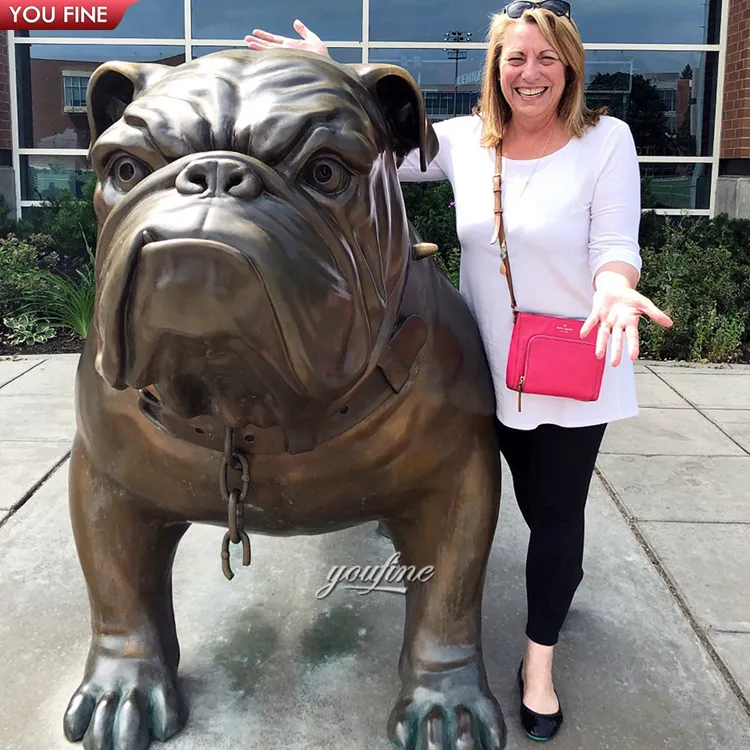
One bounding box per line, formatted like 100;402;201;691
517;375;525;412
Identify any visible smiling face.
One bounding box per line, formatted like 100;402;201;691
498;20;567;124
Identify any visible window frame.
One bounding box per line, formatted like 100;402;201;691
61;69;91;113
5;0;730;217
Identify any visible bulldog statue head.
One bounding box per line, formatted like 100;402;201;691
87;49;437;433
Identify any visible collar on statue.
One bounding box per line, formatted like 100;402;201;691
137;314;428;456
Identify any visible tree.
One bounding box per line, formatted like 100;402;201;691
586;72;671;156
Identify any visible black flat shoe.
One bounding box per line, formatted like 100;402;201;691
517;661;563;742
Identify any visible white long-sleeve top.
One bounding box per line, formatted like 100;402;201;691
399;114;642;429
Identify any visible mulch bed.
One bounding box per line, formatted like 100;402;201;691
0;330;85;357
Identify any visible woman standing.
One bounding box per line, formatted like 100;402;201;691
246;3;672;742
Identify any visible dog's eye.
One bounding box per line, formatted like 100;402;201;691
110;155;150;192
303;157;350;195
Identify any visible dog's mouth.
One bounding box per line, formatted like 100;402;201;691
95;234;260;389
94;220;363;425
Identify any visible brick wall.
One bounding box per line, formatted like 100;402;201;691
0;32;11;151
28;57;102;149
721;0;750;159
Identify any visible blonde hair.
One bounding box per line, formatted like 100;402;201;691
474;8;603;149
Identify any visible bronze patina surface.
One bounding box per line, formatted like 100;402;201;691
65;48;505;750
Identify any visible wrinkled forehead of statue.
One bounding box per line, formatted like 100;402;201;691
87;49;437;171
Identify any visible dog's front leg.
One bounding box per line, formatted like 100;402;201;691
63;437;190;750
384;430;506;750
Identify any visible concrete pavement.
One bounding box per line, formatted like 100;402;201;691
1;353;749;749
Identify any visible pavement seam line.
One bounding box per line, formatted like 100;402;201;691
627;406;694;410
0;451;71;532
595;464;750;719
632;519;750;525
646;369;750;457
0;358;47;391
644;363;745;374
627;406;749;412
599;452;746;457
643;365;694;406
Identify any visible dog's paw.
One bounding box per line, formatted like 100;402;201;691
388;664;506;750
63;647;186;750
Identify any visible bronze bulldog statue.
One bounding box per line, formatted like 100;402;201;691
64;48;505;750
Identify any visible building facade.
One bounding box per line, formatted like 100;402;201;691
1;0;748;218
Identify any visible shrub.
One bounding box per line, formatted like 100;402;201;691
3;173;750;361
638;213;749;362
402;186;750;363
2;313;56;346
0;195;20;238
435;246;461;289
15;178;98;261
0;234;52;319
402;181;459;275
0;175;97;341
19;230;96;339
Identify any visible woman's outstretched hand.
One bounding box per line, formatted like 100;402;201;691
245;19;330;57
580;287;673;367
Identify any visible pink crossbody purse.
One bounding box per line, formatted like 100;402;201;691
492;141;605;412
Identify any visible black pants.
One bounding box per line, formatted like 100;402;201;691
495;419;607;647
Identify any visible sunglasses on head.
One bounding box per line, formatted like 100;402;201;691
502;1;571;19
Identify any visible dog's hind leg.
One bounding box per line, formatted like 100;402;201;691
384;427;507;750
63;436;190;750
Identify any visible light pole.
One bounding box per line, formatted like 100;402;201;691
444;30;472;116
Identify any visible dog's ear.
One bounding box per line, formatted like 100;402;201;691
350;63;438;172
86;61;171;146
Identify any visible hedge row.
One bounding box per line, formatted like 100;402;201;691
2;182;749;362
403;182;750;363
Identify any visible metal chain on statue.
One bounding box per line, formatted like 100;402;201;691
219;427;252;580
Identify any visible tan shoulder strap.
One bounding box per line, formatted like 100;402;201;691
492;138;518;318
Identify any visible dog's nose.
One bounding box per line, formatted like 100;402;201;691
175;157;263;200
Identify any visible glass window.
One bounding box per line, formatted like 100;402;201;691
584;51;718;157
191;46;362;64
22;0;184;38
368;49;486;122
328;48;363;64
368;49;718;153
62;73;90;112
370;1;498;43
369;0;721;44
574;0;721;45
15;45;186;149
20;155;94;201
640;163;711;210
192;0;361;41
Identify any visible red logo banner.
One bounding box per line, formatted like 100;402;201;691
0;0;140;31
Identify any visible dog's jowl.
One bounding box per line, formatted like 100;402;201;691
64;49;506;750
